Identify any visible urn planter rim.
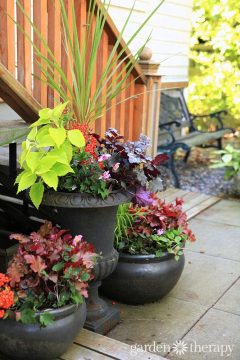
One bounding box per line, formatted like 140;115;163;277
34;303;82;319
0;303;85;325
118;251;182;262
42;189;132;208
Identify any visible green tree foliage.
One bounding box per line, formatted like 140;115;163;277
188;0;240;128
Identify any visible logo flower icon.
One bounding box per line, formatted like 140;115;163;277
172;340;188;355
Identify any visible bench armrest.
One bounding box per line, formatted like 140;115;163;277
159;120;182;128
158;120;184;149
158;141;190;154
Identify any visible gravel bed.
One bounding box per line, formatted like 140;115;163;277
161;145;240;200
175;161;238;199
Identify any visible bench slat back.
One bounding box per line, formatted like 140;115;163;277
158;89;193;147
160;90;191;127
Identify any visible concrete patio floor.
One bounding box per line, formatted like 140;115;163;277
107;199;240;359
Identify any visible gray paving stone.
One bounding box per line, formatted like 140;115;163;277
197;199;240;227
168;308;240;360
187;218;240;261
108;297;207;357
214;278;240;316
169;251;240;306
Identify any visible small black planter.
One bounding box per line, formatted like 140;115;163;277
41;190;131;334
0;230;18;273
101;252;185;305
0;302;86;360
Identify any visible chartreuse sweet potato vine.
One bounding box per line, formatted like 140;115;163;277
15;102;85;208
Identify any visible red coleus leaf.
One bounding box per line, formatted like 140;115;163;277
28;244;46;256
9;233;29;244
162;205;178;218
74;280;89;298
38;221;53;237
176;198;184;206
153;153;168;166
55;229;70;240
7;262;24;284
24;255;47;275
49;251;61;263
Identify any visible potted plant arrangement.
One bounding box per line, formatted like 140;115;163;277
15;103;167;332
0;221;97;360
101;194;196;305
15;0;166;333
211;144;240;195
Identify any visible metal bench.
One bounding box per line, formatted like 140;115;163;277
157;90;234;187
0;118;29;179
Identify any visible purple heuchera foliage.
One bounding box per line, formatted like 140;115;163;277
123;134;151;164
92;128;168;205
105;128;122;139
133;188;153;206
139;134;151;147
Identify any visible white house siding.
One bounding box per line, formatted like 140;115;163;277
105;0;193;84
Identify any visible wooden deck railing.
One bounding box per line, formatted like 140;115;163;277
0;0;147;139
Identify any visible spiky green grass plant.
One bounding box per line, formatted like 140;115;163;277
15;0;164;125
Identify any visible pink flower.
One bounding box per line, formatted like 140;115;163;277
99;171;111;181
72;235;83;246
157;229;164;235
98;154;111;162
112;162;120;171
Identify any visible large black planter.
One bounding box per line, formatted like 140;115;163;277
0;302;86;360
101;252;185;305
41;190;130;334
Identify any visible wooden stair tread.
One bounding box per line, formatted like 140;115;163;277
60;329;165;360
160;188;221;220
0;119;29;146
0;63;40;124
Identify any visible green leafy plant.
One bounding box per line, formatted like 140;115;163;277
211;144;240;179
4;221;97;326
15;0;165;125
16;116;166;208
115;195;196;260
15;102;85;208
189;0;240;128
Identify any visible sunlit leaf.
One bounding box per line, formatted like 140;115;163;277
42;170;59;190
67;130;85;148
29;182;44;209
17;172;37;193
49;127;66;148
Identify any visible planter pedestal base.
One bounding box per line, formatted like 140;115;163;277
84;280;120;335
84;308;119;335
84;249;120;334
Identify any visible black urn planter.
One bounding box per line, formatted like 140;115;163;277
41;190;131;334
0;302;86;360
101;252;185;305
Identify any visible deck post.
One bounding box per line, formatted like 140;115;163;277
139;48;161;157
